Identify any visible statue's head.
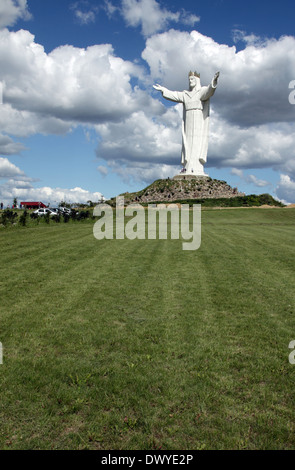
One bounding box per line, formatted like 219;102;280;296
188;71;201;90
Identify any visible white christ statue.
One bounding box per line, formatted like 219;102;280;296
153;71;219;176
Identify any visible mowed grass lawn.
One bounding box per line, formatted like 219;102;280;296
1;207;295;450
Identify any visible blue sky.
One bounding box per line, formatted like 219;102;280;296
0;0;295;205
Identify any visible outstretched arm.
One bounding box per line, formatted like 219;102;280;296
200;71;220;101
153;84;183;103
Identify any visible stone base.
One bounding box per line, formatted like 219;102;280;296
173;174;209;181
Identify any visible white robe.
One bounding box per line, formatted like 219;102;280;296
161;80;217;175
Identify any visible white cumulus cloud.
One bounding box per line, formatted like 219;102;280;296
0;132;25;154
0;156;25;178
104;160;179;186
70;1;99;25
0;0;32;29
275;174;295;204
95;106;182;165
231;168;270;188
120;0;200;37
143;30;295;126
0;28;148;127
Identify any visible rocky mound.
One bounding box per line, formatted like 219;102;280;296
117;176;245;204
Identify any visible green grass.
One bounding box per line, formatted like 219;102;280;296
1;208;295;449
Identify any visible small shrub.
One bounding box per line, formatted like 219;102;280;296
70;209;78;221
77;210;90;220
52;214;61;223
0;209;18;226
19;210;28;226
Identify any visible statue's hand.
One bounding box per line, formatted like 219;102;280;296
213;71;220;86
153;84;164;92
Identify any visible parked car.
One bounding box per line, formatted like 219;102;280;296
33;208;58;217
49;209;59;216
58;207;71;214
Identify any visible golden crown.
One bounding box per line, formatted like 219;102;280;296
189;71;200;78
